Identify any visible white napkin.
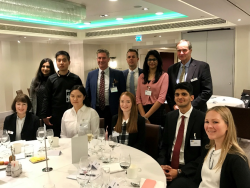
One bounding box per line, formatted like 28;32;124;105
140;178;164;188
102;163;124;173
47;150;61;156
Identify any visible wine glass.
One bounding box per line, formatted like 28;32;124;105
98;128;105;142
119;153;131;185
46;129;54;150
79;156;92;174
36;127;45;151
76;168;90;188
0;129;8;145
1;134;10;158
108;135;118;161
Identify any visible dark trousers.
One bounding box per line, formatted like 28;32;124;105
96;106;113;136
48;114;63;137
143;104;165;127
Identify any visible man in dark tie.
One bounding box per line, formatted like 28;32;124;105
86;49;126;135
166;39;213;112
158;82;208;187
122;49;143;95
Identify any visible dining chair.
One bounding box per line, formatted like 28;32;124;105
16;90;23;95
145;123;161;159
99;118;105;128
226;106;250;140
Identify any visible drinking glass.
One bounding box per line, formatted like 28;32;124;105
87;130;93;144
36;127;45;151
76;168;90;188
46;129;54;150
108;135;118;161
79;156;92;174
119;154;131;174
0;129;8;145
97;128;105;142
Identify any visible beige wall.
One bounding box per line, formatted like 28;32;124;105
235;25;250;98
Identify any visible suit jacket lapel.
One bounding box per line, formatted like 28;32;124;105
185;109;196;148
169;111;179;144
124;69;129;81
10;113;17;141
186;59;196;82
93;69;99;99
109;68;114;95
173;63;181;83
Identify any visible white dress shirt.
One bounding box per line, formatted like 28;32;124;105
16;116;26;141
96;67;110;106
61;105;100;138
171;106;193;165
199;147;222;188
126;67;139;93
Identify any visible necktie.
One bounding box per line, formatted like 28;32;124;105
179;66;186;83
130;71;135;95
99;71;105;110
171;115;185;169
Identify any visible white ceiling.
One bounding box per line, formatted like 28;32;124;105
0;0;249;43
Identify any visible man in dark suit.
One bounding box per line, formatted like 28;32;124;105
158;82;208;187
166;39;213;112
122;49;143;95
86;49;126;135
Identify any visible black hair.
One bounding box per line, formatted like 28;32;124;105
127;49;138;58
70;85;91;107
55;51;70;61
174;82;193;95
142;50;163;84
33;58;56;93
11;94;32;112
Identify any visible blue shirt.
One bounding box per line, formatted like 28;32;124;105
176;59;191;84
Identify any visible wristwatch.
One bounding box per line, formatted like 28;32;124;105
177;169;182;176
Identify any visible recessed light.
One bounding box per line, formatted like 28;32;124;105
116;18;123;21
84;22;91;24
49;38;51;40
100;14;109;17
142;8;149;11
159;35;161;37
109;0;117;1
156;12;163;15
24;37;26;38
17;40;21;43
238;19;241;21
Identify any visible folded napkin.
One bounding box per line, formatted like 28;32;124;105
47;150;61;156
102;163;124;174
140;178;164;188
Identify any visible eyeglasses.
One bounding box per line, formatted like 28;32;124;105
147;58;157;62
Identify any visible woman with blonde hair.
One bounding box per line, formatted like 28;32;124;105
112;92;145;151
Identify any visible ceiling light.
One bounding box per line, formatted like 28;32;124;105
238;19;241;21
159;35;161;37
49;38;51;40
116;18;123;21
109;0;117;1
142;8;149;11
24;37;26;38
100;14;108;17
17;40;21;43
156;12;163;15
84;22;91;24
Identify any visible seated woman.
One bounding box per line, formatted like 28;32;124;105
61;85;99;138
112;92;145;151
169;106;250;188
4;94;40;142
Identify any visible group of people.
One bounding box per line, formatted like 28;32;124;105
3;39;250;187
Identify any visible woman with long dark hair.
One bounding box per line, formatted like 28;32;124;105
136;50;169;126
30;58;55;118
61;85;99;138
112;92;145;151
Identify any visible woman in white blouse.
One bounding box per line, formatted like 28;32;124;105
60;85;99;138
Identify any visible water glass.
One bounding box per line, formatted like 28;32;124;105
102;167;110;186
76;169;90;188
102;149;111;163
36;127;45;151
98;128;105;142
46;129;54;149
24;144;34;157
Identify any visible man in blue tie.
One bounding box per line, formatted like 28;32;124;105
122;49;143;96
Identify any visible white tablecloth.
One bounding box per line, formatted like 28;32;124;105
207;95;245;109
0;138;166;188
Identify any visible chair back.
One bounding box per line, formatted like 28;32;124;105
99;118;105;128
16;90;23;95
145;123;161;159
226;106;250;139
243;89;250;96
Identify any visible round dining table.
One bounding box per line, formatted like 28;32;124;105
0;138;166;188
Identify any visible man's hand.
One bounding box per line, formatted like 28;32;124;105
173;105;179;110
43;116;53;126
161;165;172;177
166;169;178;181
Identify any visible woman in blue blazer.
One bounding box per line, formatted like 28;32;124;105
4;94;40;142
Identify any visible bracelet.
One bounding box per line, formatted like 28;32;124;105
143;116;148;121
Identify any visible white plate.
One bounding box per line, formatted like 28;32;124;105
0;165;7;170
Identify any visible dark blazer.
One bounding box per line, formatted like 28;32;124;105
158;108;209;177
86;67;126;116
193;149;250;188
122;68;143;81
166;58;213;112
111;114;145;151
4;112;40;142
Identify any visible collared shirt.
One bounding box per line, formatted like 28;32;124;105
16;115;26;141
96;67;110;106
126;67;139;93
171;106;193;165
176;59;191;83
60;105;100;138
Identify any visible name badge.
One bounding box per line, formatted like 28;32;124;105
145;90;152;96
112;131;119;137
191;77;198;82
111;87;118;93
8;130;13;134
190;140;201;146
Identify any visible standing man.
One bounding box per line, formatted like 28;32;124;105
123;49;143;95
86;49;126;135
41;51;83;137
158;82;208;187
166;39;212;112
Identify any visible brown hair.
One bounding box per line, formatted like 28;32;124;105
114;92;138;133
11;94;32;112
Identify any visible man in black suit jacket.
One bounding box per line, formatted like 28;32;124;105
122;49;143;96
166;39;213;112
158;82;208;187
